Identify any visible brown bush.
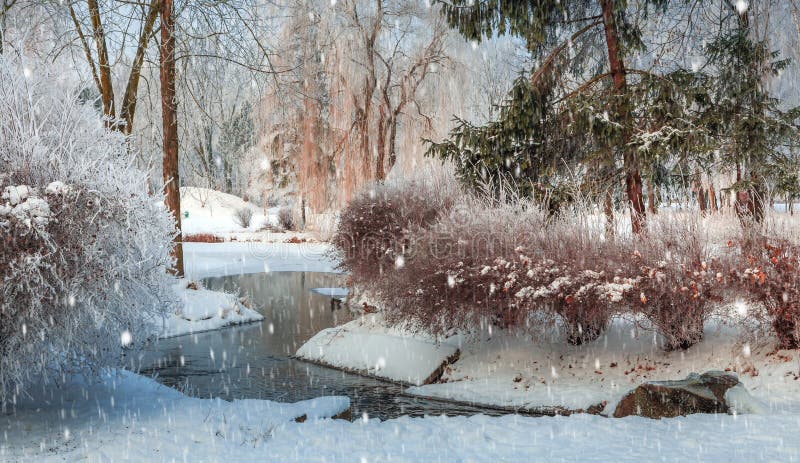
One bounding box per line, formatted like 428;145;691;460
735;239;800;349
184;233;224;243
335;177;799;350
234;207;254;228
621;216;724;350
331;176;457;286
278;207;294;231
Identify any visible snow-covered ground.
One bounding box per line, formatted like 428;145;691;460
180;187;319;242
297;313;460;386
408;315;800;414
181;186;274;235
2;369;799;462
0;370;350;462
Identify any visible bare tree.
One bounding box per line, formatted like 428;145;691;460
66;0;160;132
0;0;17;55
374;11;449;179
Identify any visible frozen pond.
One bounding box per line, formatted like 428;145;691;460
136;272;510;420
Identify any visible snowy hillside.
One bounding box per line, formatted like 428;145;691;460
181;186;274;234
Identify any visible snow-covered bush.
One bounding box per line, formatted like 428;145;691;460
331;171;458;285
0;60;176;401
375;198;551;335
234;207;254;228
619;215;725;350
377;201;622;343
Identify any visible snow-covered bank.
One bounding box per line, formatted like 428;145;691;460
408;317;800;414
296;313;460;386
183;241;339;279
2;370;799;462
156;281;264;338
152;240;340;339
298;312;800;415
0;370;350;462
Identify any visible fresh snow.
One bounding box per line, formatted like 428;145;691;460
296;313;460;386
0;370;349;462
2;370;800;462
296;307;800;414
406;315;800;414
181;186;272;235
155;281;264;339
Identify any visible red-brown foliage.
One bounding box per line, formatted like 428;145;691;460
331;178;456;285
183;233;224;243
735;239;800;349
335;179;798;350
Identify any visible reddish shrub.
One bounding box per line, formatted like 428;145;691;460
622;217;723;350
627;260;720;350
374;201;619;344
331;177;457;286
736;239;800;349
184;233;224;243
337;178;798;351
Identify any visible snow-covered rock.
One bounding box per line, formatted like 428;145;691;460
613;371;744;418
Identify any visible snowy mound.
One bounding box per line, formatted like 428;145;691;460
155;282;265;338
0;369;350;461
181;186;258;216
296;314;459;386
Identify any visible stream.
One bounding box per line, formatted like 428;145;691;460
135;271;511;420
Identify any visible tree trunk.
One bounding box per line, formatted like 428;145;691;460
375;106;387;180
694;169;707;214
647;178;657;214
87;0;115;125
604;188;615;239
600;0;645;235
387;111;399;174
160;0;183;277
708;182;718;212
0;3;7;56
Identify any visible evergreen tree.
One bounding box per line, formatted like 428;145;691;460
703;4;799;225
428;0;670;234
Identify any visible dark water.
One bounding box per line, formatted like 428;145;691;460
135;272;508;420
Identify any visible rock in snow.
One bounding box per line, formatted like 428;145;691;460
613;371;757;418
